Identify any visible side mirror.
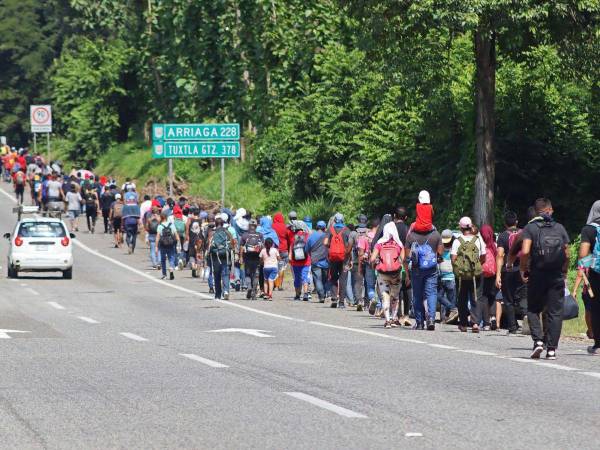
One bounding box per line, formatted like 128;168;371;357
69;233;76;239
3;233;10;240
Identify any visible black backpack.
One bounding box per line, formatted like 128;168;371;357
244;232;263;255
85;190;96;207
532;221;565;271
159;225;176;247
148;218;159;234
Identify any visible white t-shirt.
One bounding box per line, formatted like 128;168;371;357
66;191;82;211
451;233;486;257
259;247;279;268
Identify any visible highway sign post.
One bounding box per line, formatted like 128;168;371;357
30;105;52;161
151;123;240;203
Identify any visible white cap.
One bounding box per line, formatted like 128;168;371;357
127;183;136;191
418;190;430;204
115;193;122;200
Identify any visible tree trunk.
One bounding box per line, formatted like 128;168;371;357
473;27;496;226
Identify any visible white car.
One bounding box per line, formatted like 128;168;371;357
4;217;75;279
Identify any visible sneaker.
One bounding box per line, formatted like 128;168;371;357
294;295;301;301
546;350;557;360
530;341;544;359
303;294;309;302
356;304;363;312
330;301;338;309
490;317;498;331
319;297;325;304
209;288;215;294
413;322;424;331
384;321;392;329
390;320;398;328
472;324;479;334
178;259;184;270
191;269;197;278
223;292;229;301
266;294;273;301
446;309;459;324
482;326;491;331
235;281;241;292
169;271;174;280
160;275;166;280
307;293;312;301
426;320;435;331
368;300;377;316
246;289;252;299
587;346;600;355
338;300;345;309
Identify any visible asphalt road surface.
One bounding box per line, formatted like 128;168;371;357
0;184;599;450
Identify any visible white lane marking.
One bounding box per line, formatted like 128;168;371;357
536;362;579;371
47;301;65;310
428;344;458;350
284;392;367;418
0;329;30;339
405;433;423;437
25;288;39;296
119;332;148;342
457;349;497;357
581;372;600;379
19;283;27;287
71;239;304;323
9;279;17;282
309;321;425;344
208;328;273;338
78;316;100;324
179;353;229;368
506;357;538;364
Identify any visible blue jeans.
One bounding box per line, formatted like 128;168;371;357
159;244;176;276
438;277;457;317
311;265;329;300
411;268;438;324
148;234;159;267
364;266;376;301
210;256;230;299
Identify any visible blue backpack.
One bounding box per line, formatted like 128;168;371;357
590;224;600;273
411;238;437;270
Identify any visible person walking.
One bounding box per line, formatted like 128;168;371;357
110;194;124;248
577;200;600;354
289;220;312;301
370;222;404;328
306;221;329;303
145;205;161;269
157;212;180;280
438;229;458;324
480;224;499;330
324;213;351;308
100;186;115;233
272;212;293;291
452;217;486;333
83;182;100;234
260;238;280;300
520;198;570;360
405;194;442;330
65;183;82;232
208;216;234;300
240;219;264;300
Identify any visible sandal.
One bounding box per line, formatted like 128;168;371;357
472;324;480;333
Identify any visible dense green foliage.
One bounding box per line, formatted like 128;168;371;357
3;0;600;231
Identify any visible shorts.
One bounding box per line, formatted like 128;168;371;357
112;217;122;230
292;265;311;288
278;251;289;272
68;210;80;219
263;267;278;281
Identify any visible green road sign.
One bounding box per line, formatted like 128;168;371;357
153;123;239;142
152;141;240;159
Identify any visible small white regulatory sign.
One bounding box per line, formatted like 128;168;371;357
30;105;52;133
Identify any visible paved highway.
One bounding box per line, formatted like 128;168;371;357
0;186;598;449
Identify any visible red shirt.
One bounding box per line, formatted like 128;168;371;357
289;231;311;267
414;203;433;233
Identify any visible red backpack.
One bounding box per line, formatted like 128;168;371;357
507;229;522;266
376;240;402;273
482;251;496;278
328;227;346;262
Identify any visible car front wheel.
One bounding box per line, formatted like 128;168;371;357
7;265;17;279
62;268;72;279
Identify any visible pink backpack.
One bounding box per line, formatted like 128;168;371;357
376;241;402;273
482;251;496;278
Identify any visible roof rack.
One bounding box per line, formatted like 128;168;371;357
12;205;62;221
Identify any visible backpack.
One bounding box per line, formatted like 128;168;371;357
15;171;25;185
244;232;263;255
589;224;600;273
531;221;565;271
453;236;482;280
148;218;159;234
376;240;402;273
482;250;496;278
328;227;346;262
113;202;123;218
174;218;186;239
159;225;176;247
210;228;230;258
292;233;307;261
507;229;522;267
85;190;96;207
410;237;437;270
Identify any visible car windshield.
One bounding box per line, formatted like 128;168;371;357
18;222;66;238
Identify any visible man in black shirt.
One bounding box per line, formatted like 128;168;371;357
495;211;522;333
520;198;570;360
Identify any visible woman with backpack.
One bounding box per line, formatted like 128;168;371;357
370;222;404;329
260;237;280;300
289;220;312;301
480;224;499;330
145;205;161;270
156;212;180;280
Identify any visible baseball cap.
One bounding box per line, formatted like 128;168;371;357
316;220;326;230
357;214;368;225
418;190;430;204
459;216;472;229
441;229;453;244
115;193;122;200
334;212;344;223
289;210;298;220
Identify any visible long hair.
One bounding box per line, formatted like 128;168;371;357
264;237;274;253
